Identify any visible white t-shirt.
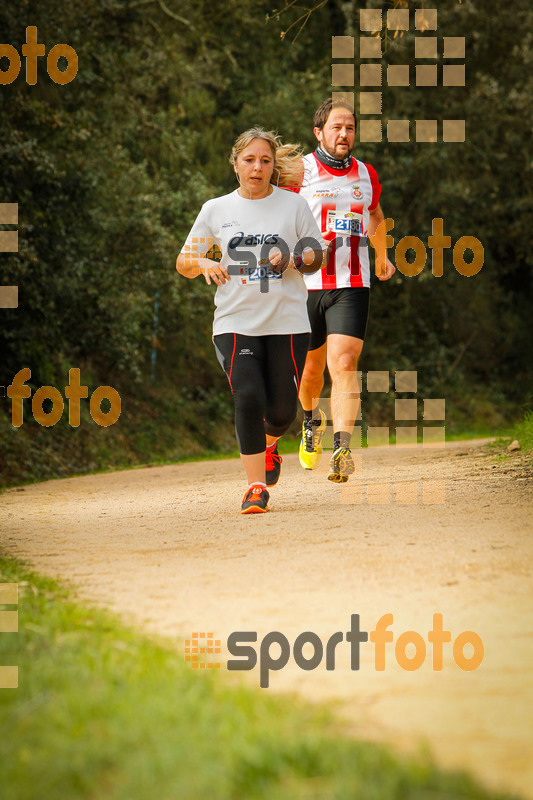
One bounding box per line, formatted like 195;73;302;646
183;186;323;337
297;153;381;290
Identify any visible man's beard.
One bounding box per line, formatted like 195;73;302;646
330;142;351;159
315;143;352;170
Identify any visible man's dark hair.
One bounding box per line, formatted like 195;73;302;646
314;98;357;132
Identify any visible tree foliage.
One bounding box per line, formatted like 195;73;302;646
0;0;531;483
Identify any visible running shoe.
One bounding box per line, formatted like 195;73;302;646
241;484;269;514
299;408;327;470
327;447;355;483
265;443;282;486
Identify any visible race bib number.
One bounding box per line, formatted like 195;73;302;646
238;258;282;285
326;210;363;236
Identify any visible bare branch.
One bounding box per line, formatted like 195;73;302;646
276;0;328;43
157;0;193;27
129;0;192;27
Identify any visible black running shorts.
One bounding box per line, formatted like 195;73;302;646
307;287;370;351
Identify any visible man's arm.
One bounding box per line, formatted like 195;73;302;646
368;203;395;281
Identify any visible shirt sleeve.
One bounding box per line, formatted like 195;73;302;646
296;197;323;245
365;163;381;211
182;202;216;257
281;185;301;194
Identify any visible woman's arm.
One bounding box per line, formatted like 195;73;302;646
176;200;231;286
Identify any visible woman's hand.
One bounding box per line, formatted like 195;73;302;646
176;253;231;285
268;249;303;272
200;260;231;286
269;248;324;274
268;249;290;272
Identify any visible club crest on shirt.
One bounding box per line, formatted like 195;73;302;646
352;185;363;199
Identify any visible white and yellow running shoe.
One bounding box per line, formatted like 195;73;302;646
327;447;355;483
299;408;327;470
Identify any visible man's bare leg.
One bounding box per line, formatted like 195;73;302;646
299;343;327;412
298;344;328;468
326;334;363;480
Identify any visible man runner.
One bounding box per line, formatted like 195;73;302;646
296;98;395;482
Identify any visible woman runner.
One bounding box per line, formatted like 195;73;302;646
176;128;323;514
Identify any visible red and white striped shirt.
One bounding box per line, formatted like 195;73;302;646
297;153;381;290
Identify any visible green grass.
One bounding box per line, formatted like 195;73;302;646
0;355;525;490
277;427;498;455
0;419;504;494
0;379;523;492
486;409;533;461
512;410;533;451
0;557;522;800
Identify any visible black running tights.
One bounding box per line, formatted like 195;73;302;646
213;332;309;455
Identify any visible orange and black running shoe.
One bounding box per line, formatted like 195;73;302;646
241;484;269;514
265;443;282;486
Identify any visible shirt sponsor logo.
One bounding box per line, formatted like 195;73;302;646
228;232;280;248
312;188;341;199
222;221;240;228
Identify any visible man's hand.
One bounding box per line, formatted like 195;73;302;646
375;256;395;281
368;204;395;281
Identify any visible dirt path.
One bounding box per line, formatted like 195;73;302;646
2;439;532;798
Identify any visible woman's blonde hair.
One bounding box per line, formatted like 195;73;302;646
230;127;304;190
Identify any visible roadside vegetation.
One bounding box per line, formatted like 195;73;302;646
486;409;533;472
1;0;531;487
510;411;533;453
